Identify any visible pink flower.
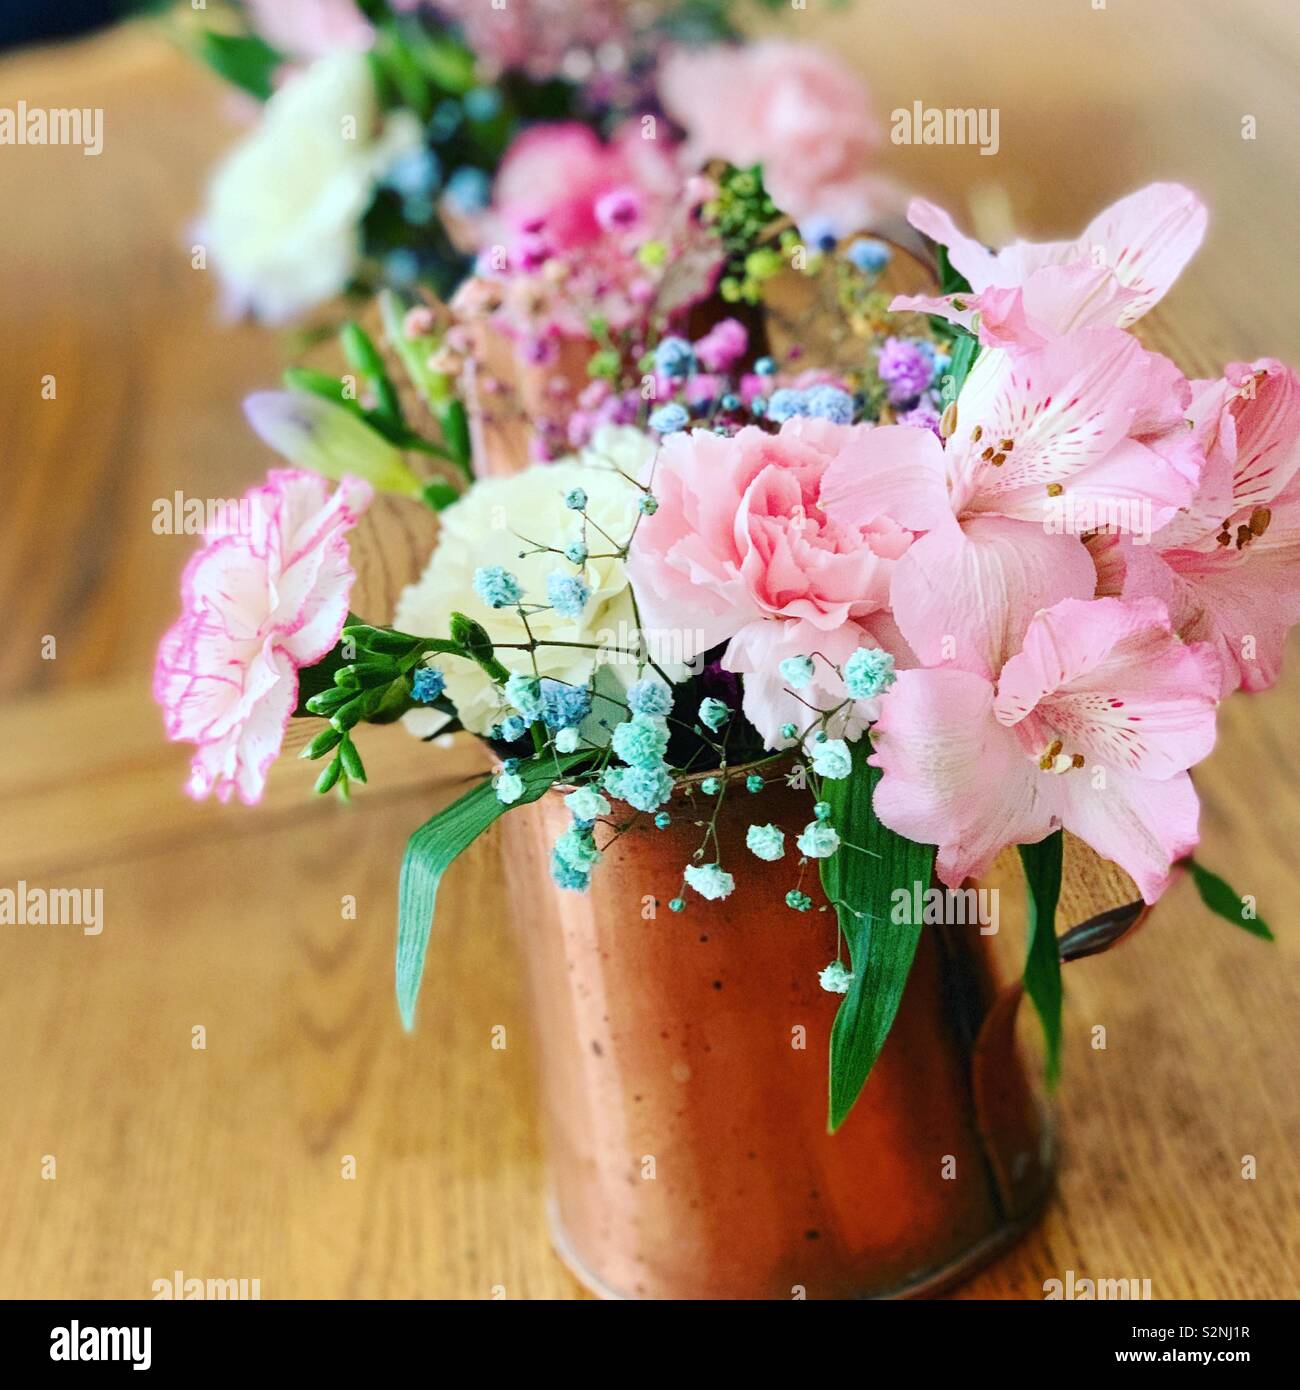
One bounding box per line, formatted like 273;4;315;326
894;183;1207;342
427;0;631;80
153;471;372;805
659;41;892;236
245;0;373;58
627;419;912;746
492;121;678;254
1110;358;1300;695
693;318;749;372
822;328;1200;678
871;597;1221;903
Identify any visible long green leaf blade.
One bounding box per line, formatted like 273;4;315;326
396;753;583;1029
820;741;935;1132
1019;831;1064;1087
1186;858;1274;940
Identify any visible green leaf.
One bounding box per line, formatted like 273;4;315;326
196;32;283;101
936;242;973;297
397;752;586;1029
820;740;935;1132
341;321;405;434
942;331;980;405
1186;859;1274;941
422;479;461;511
1019;832;1064;1088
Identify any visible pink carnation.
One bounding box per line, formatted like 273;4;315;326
693;318;748;372
659;40;889;235
627;418;912;746
153;471;372;805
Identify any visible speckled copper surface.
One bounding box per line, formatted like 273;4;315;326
501;768;1053;1299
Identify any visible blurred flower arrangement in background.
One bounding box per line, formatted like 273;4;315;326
180;0;869;321
155;0;1291;1131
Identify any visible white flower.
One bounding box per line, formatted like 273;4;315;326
200;52;421;322
394;427;656;738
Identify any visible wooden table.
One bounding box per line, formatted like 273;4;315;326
1;6;1297;1299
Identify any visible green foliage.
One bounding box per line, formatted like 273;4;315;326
820;740;936;1131
397;752;587;1027
1019;832;1064;1087
1186;859;1274;940
196;32;282;102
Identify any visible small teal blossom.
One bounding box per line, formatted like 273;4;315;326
564;785;610;822
547;571;590;618
563;487;588;511
698;697;730;731
814;800;832;821
539;679;591;730
495;771;525;804
504;672;543;720
604;764;674;812
550;850;591;892
654;811;671;829
819;960;854;994
846;238;891;274
639;494;659;515
843;646;897;700
797;822;840;859
786;889;813;912
746;823;785;862
502;758;520;775
754;356;776;376
627;677;672;717
612;713;669;769
684;862;735;901
411;666;445;704
653;336;695;379
564;540;589;564
554;727;580;754
810;737;852;780
779;654;815;690
499;714;528;743
473;565;522;608
804;385;855;424
553;825;602;872
668;897;686;913
649;402;690;434
780;722;798;741
746;774;764;793
700;776;721;795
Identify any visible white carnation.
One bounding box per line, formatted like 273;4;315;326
395;427;658;737
200;52;421;323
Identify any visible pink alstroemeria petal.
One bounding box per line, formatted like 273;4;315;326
1054;766;1201;904
889;516;1096;678
871;667;1056;889
993;597;1220;779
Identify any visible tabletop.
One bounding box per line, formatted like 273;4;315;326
1;3;1298;1299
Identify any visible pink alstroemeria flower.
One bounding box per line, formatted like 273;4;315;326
1109;358;1300;695
871;597;1221;903
627;418;913;747
892;182;1208;346
822;328;1200;677
154;470;372;804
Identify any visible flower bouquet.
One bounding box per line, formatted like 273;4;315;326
156;9;1290;1303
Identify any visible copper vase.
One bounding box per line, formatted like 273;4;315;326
499;765;1143;1300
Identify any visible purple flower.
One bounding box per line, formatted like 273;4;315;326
877;337;935;404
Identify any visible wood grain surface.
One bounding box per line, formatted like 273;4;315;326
1;4;1298;1299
